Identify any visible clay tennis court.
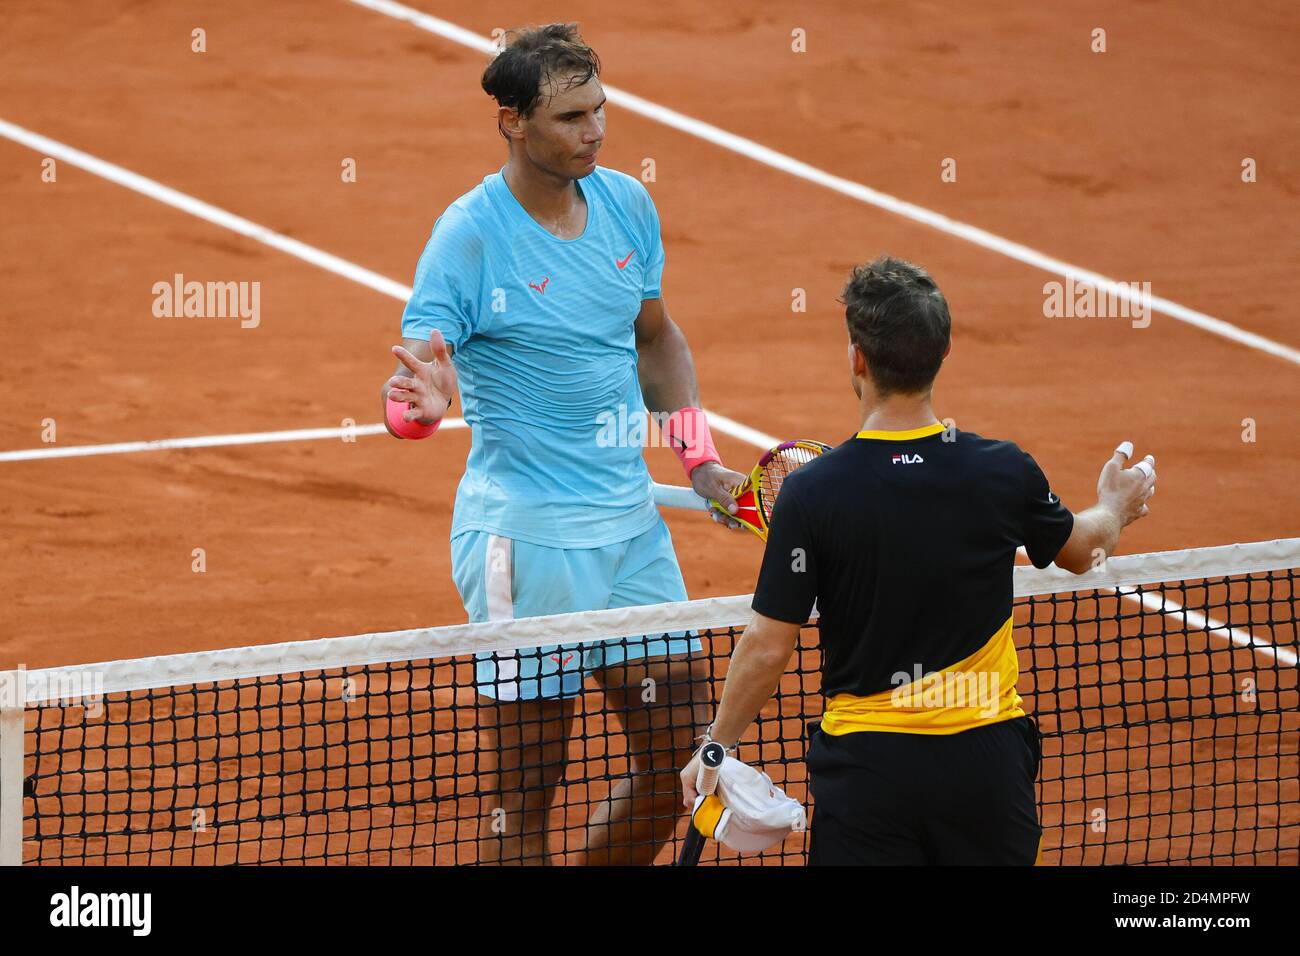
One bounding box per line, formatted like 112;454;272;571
1;1;1296;866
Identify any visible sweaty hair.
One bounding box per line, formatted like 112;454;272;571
840;256;952;396
481;24;601;136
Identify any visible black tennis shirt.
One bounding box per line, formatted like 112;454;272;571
751;424;1075;699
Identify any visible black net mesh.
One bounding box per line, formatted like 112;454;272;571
19;569;1298;865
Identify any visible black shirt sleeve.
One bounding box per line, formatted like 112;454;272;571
751;479;820;624
1020;450;1075;569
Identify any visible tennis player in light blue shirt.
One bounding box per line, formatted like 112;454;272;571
403;163;670;549
379;24;743;865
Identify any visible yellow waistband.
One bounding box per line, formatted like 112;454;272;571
821;616;1025;736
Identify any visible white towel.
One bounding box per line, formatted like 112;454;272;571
691;755;807;853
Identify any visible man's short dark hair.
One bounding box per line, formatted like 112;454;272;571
481;23;601;134
839;256;952;396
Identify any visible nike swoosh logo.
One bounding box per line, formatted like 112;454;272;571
616;250;635;269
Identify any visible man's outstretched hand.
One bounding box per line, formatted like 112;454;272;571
385;330;456;426
1096;440;1157;527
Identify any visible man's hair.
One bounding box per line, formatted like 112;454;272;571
481;23;601;135
840;256;951;396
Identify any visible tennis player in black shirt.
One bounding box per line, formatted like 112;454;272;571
680;256;1157;865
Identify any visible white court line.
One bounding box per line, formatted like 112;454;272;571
0;410;772;463
0;118;410;300
1118;586;1296;667
0;420;461;463
703;410;779;451
346;0;1300;367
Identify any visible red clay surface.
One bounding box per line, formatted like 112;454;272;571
1;1;1297;865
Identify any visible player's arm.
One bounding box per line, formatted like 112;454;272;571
680;483;816;805
634;297;744;526
679;611;800;807
634;296;700;413
1053;442;1156;573
703;611;801;747
380;330;458;438
388;205;479;439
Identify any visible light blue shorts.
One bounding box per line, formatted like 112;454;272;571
450;518;701;700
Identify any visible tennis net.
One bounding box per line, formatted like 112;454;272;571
1;538;1296;866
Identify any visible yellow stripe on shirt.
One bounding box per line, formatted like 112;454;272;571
854;422;947;441
821;616;1025;735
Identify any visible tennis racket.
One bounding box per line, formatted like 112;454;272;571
709;439;832;541
677;741;727;867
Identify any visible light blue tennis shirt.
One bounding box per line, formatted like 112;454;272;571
401;166;666;549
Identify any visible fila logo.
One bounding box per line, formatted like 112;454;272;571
891;453;924;465
616;250;635;269
528;276;550;294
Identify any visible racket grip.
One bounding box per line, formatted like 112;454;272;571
696;741;726;796
697;764;720;796
652;483;708;511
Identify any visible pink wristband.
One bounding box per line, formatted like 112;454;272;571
386;397;441;440
663;406;721;477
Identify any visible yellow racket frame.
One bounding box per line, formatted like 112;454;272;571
709;439;832;542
